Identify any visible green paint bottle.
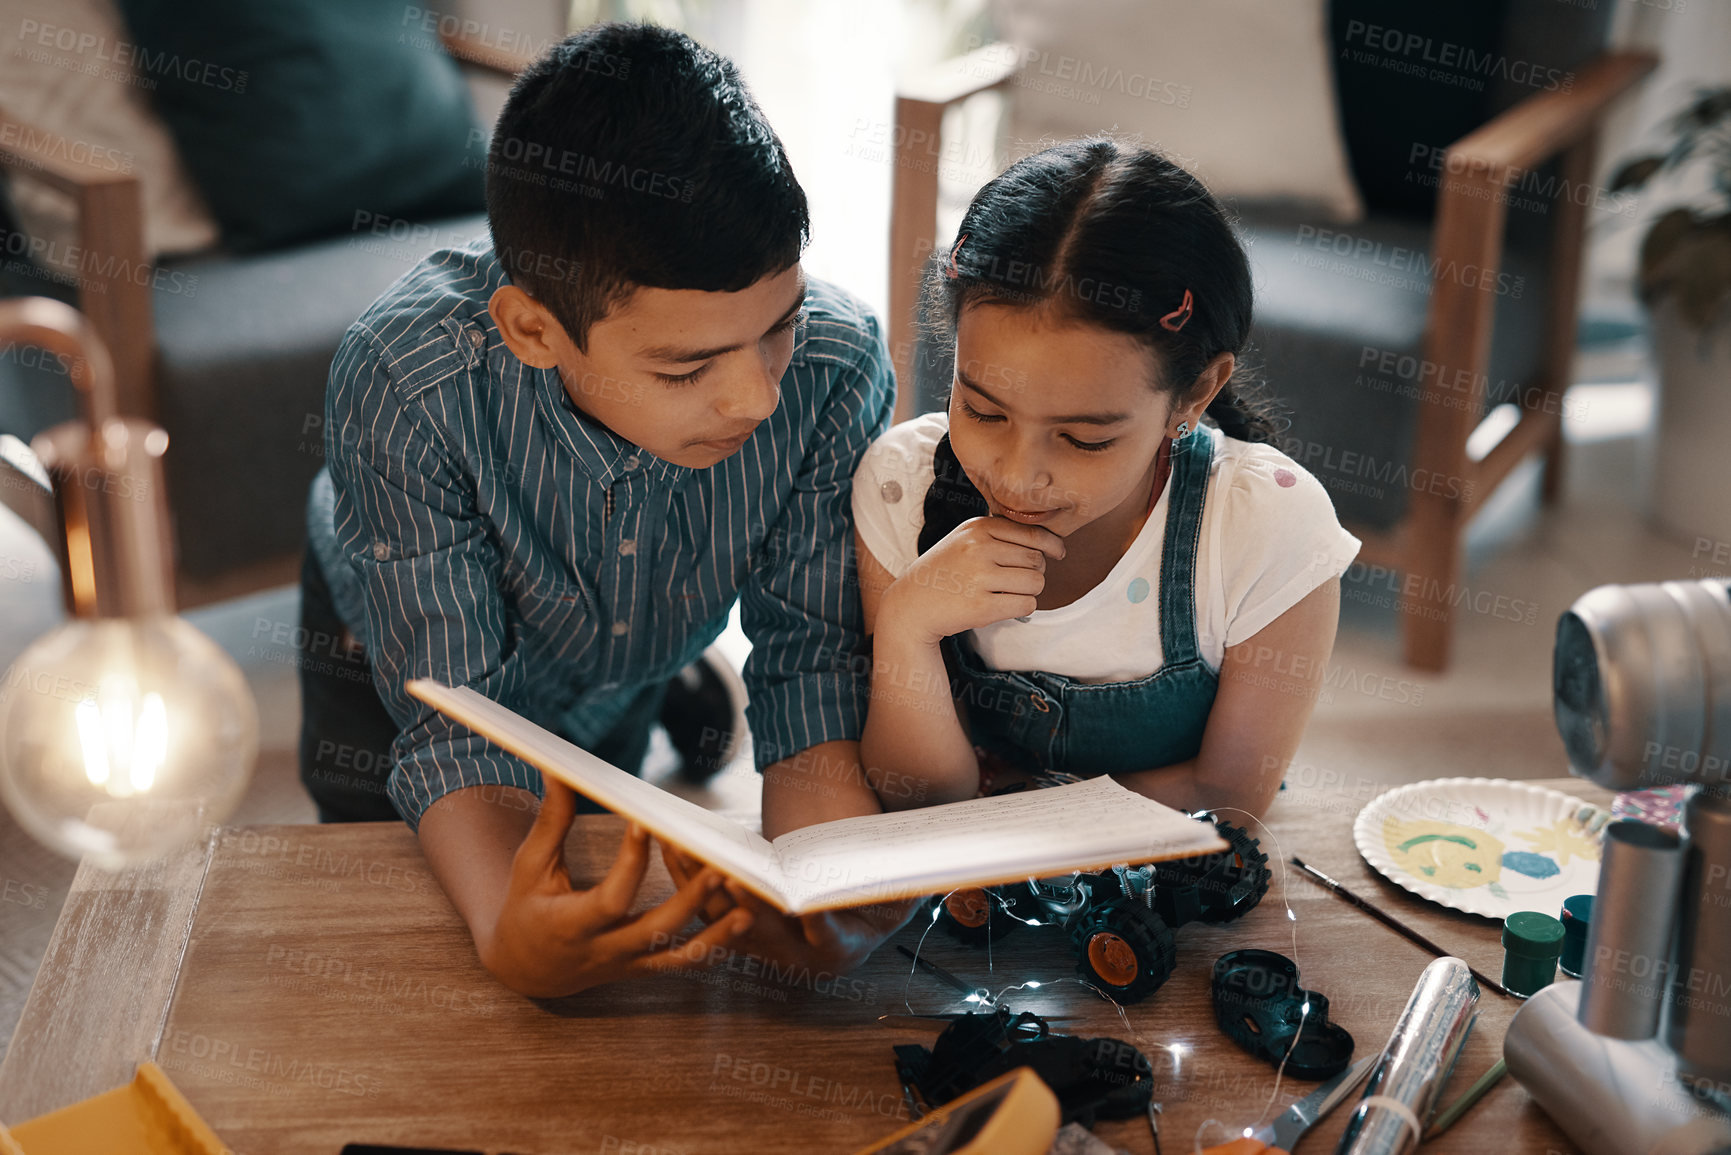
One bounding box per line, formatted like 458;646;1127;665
1501;910;1566;997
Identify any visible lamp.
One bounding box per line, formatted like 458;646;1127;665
0;298;255;869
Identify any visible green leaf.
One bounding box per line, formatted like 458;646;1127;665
1610;156;1666;192
1640;207;1701;292
1679;87;1731;129
1666;133;1700;170
1671;228;1731;330
1616;86;1731;323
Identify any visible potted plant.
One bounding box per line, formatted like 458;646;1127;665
1610;87;1731;550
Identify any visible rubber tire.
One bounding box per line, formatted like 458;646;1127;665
1069;896;1177;1005
931;888;1025;948
1193;819;1273;923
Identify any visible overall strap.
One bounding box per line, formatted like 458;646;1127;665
1157;429;1215;665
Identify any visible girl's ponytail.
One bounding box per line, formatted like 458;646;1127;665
1203;374;1284;445
918;434;989;555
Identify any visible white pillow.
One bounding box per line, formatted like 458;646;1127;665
0;0;220;278
991;0;1365;222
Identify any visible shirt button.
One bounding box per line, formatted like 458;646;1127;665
611;620;630;636
371;541;391;561
467;328;485;349
619;539;637;556
625;455;641;470
881;480;903;504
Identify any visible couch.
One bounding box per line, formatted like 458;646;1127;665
0;0;543;605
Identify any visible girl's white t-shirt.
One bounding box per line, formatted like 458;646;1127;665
851;412;1362;683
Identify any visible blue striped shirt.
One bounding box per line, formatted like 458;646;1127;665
312;236;893;829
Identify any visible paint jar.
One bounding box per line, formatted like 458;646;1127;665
1558;895;1592;978
1501;911;1564;997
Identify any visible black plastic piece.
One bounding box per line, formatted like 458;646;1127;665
1211;948;1355;1080
919;817;1274;1007
1150;816;1273;926
893;1009;1154;1129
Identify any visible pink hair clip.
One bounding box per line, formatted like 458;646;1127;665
945;233;969;279
1159;288;1194;332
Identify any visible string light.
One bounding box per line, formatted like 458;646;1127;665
911;813;1315;1155
1191;806;1309;1153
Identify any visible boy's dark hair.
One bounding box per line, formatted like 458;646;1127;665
919;138;1283;553
485;22;809;350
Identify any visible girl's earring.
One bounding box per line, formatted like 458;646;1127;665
1174;421;1190;440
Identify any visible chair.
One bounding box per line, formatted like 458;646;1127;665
0;25;532;607
886;0;1656;670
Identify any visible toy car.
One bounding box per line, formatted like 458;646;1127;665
929;813;1271;1004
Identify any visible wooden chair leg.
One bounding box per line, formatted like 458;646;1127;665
1401;486;1467;672
76;179;155;419
885;47;1019;422
1403;142;1507;670
888;95;944;423
1538;137;1596;508
1540;419;1568;504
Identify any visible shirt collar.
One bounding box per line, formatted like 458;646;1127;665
533;366;691;488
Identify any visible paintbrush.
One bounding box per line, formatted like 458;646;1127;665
1289;856;1517;999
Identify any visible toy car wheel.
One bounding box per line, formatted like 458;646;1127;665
1070;896;1176;1004
932;887;1024;947
1193;819;1272;923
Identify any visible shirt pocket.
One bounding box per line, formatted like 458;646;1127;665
656;531;744;633
508;568;600;667
668;576;737;638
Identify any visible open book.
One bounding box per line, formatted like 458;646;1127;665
407;680;1230;915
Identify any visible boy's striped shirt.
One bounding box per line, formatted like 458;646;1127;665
312;236;891;828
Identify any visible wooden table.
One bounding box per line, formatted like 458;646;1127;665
0;778;1609;1154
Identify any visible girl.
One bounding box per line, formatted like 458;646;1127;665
853;139;1360;818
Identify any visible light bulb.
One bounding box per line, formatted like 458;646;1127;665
0;615;256;868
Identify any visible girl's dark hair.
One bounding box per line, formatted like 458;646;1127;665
918;138;1282;554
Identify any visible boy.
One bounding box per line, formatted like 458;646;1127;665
299;22;908;997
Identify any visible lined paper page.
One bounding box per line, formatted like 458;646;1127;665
768;776;1229;912
406;681;776;888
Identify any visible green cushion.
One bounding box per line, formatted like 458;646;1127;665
1327;0;1611;222
116;0;486;251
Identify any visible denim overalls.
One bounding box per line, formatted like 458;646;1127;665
944;431;1219;782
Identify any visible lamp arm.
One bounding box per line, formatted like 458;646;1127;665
0;296;173;618
0;297;117;424
0;433;57;549
0;294;121;551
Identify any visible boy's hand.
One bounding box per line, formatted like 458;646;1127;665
721;885;919;975
661;842;736;925
479;776;753;998
661;849;917;975
883;517;1065;645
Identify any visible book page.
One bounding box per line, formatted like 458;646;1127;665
768;776;1228;913
406;681;775;889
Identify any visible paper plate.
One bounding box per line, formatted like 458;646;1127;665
1353;777;1612;921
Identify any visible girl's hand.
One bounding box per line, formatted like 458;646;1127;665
882;516;1066;645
